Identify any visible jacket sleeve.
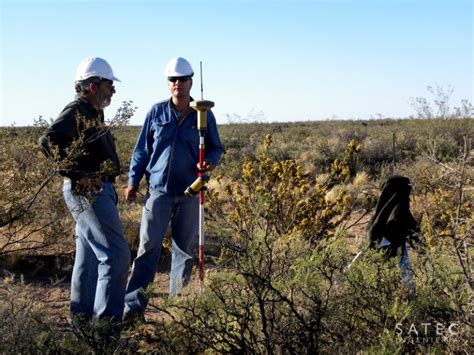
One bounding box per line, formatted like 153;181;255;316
204;110;224;166
37;107;85;181
366;194;397;248
128;112;153;187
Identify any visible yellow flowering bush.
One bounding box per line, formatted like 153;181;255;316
209;134;358;244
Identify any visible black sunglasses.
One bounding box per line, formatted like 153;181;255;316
92;78;113;86
168;76;192;83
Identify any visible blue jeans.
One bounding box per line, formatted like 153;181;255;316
380;237;416;297
125;190;199;313
63;180;131;322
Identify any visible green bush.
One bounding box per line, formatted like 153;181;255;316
0;108;472;352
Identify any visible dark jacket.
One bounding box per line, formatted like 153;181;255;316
38;96;121;182
366;175;420;257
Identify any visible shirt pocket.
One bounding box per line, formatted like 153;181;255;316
151;117;173;144
185;125;200;147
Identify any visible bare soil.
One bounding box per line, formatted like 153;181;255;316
1;237;223;327
1;212;370;327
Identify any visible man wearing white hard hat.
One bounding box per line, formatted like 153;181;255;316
124;57;223;319
38;57;131;325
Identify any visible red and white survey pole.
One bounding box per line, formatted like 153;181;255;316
186;62;214;289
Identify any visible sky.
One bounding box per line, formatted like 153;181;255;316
1;0;472;126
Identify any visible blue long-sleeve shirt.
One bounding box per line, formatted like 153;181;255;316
128;98;224;195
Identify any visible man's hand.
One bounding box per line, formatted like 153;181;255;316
124;185;139;203
197;160;214;172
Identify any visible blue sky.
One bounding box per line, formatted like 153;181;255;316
1;0;472;126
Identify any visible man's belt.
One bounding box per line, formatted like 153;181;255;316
63;175;116;184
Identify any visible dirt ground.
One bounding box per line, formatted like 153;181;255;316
22;268;186;325
3;253;217;328
2;212;370;327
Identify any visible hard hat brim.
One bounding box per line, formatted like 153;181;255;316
75;73;121;82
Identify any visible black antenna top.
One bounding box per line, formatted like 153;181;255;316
200;61;203;100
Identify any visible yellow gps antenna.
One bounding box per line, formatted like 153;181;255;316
190;62;214;131
188;61;214;290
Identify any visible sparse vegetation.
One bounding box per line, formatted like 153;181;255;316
0;92;472;353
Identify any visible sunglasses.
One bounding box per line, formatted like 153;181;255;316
92;78;114;86
168;76;192;83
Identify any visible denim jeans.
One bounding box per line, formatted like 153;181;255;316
380;237;416;297
125;190;199;313
63;180;131;322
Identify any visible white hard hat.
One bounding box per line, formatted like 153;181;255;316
163;57;194;77
75;57;121;82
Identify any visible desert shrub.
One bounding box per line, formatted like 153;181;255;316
358;133;395;175
1;107;472;352
0;275;73;353
325;171;377;212
0;126;73;257
208;135;357;246
0;275;144;353
410;84;473;121
336;125;369;147
128;133;472;353
406;249;472;353
141;237;471;353
407;137;472;290
217;117;472;180
394;130;419;162
415;124;463;162
311;136;340;170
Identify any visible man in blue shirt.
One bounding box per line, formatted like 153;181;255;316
124;57;224;318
